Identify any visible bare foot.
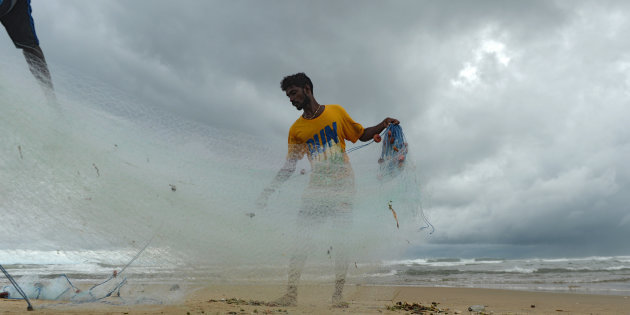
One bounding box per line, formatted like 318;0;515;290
332;293;348;308
272;293;297;307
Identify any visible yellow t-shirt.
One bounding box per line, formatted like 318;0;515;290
288;105;364;183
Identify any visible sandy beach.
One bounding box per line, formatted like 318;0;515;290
2;284;629;314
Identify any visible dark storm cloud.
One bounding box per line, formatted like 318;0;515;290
34;0;568;134
412;1;630;254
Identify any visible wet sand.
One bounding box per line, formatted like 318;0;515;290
2;284;630;314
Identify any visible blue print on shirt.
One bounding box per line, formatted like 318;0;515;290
305;122;339;157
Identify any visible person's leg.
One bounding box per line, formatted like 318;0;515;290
331;202;352;306
274;192;322;306
330;175;355;307
0;0;17;17
2;0;55;101
332;252;349;306
22;46;55;95
274;251;307;306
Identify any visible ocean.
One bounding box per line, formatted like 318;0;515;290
2;250;630;297
369;256;630;296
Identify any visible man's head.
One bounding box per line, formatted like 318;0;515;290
281;73;314;111
281;72;313;92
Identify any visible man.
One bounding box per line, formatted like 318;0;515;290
1;0;55;101
257;73;398;307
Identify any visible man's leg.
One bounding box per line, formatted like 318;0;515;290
2;0;56;102
22;45;55;101
332;207;352;307
274;192;323;306
332;253;349;306
274;251;307;306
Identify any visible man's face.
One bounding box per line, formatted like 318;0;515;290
285;86;310;111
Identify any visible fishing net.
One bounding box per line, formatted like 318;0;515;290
377;124;409;181
0;239;154;308
2;55;433;310
346;124;433;237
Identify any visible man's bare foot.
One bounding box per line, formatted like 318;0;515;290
272;293;297;307
332;293;348;308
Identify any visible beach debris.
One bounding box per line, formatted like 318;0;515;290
386;301;446;313
92;163;100;177
245;213;256;218
18;145;23;159
169;284;180;291
531;304;535;308
211;298;256;306
468;305;486;312
300;168;306;175
169;184;177;191
209;297;289;310
388;201;399;229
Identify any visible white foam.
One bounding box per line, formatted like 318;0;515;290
502;267;536;274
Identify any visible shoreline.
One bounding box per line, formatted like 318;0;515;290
2;284;629;314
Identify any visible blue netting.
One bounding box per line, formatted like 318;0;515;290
378;124;408;181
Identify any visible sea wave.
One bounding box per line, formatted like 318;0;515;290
384;257;504;267
0;248;177;268
525;256;622;263
0;249;135;265
535;267;630;273
502;267;536;274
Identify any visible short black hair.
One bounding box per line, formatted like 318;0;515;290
281;72;313;92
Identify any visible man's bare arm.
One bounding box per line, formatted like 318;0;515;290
359;117;400;142
267;158;297;192
256;158;297;208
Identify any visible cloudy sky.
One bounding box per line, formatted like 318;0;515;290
3;0;629;257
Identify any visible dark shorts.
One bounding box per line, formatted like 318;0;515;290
1;0;39;49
